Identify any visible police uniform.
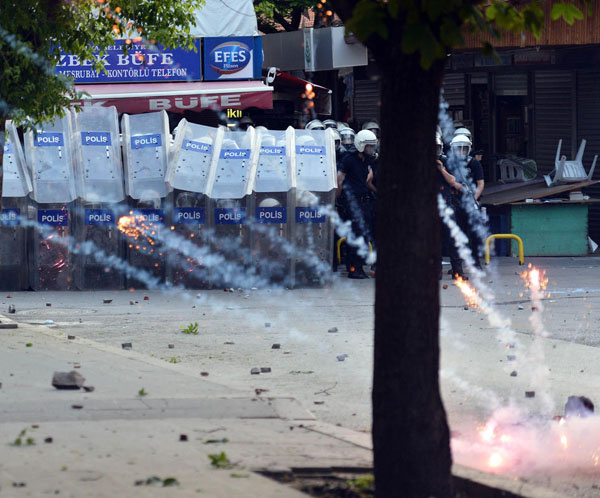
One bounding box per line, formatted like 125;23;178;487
339;150;373;276
438;158;464;278
464;156;485;265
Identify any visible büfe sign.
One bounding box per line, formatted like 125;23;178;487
56;39;201;84
203;37;262;81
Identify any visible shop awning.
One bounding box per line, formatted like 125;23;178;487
72;81;273;114
266;69;332;115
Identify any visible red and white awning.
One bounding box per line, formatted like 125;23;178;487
73;81;273;114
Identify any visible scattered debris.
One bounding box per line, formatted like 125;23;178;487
260;367;271;373
565;396;595;418
43;320;53;325
531;306;538;312
67;335;75;340
200;372;209;377
230;473;249;478
168;344;174;349
506;343;515;349
271;343;280;349
224;341;235;345
250;368;260;375
83;386;95;392
0;323;18;329
143;296;149;301
208;452;234;469
52;371;85;390
328;327;338;333
255;389;269;395
518;305;524;310
103;299;112;304
442;285;448;290
264;322;271;328
463;306;469;311
138;388;147;397
46;303;52;307
179;434;188;442
6;295;12;298
129;301;135;305
8;305;15;314
73;364;81;369
12;482;26;488
135;476;179;487
289;370;313;375
204;438;229;444
314;382;338;396
25;343;32;348
507;355;516;361
11;428;35;446
510;371;518;377
337;354;348;362
122;342;132;350
71;405;83;410
314;401;325;405
44;437;53;444
525;391;536;398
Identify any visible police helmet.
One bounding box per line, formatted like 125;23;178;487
332;129;342;151
305;119;325;131
260;134;276;147
362;121;380;132
354;130;378;153
221;138;239;149
259;197;281;208
454;127;472;139
436;133;443;156
338;127;355;146
450;134;471;158
175;192;199;208
322;119;337;129
296;134;318;146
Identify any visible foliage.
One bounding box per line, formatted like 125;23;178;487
169;357;180;363
180;322;199;335
137;388;147;396
346;474;374;494
0;0;203;128
341;0;591;68
208;451;235;469
254;0;315;33
10;428;35;446
135;476;179;487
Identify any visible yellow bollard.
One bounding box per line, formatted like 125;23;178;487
485;234;525;265
337;237;373;264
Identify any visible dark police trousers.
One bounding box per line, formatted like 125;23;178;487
343;191;372;272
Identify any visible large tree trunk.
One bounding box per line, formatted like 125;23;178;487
371;48;452;497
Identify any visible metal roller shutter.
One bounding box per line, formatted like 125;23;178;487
534;71;574;174
353;79;380;125
495;73;528;96
442;73;465;106
577;71;600;243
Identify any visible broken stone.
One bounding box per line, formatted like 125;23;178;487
328;327;338;333
0;323;18;329
83;386;95;392
129;301;135;305
463;306;469;311
255;388;269;395
525;391;536;398
68;335;75;340
510;371;518;377
200;372;209;377
264;322;271;328
250;368;260;375
179;434;188;442
143;296;149;301
506;343;515;349
507;355;516;361
518;305;524;310
337;354;348;362
8;304;15;314
44;437;53;444
122;342;132;350
260;367;271;373
314;401;324;405
271;343;281;349
6;295;12;298
565;396;595;418
224;341;234;345
168;344;174;349
71;404;83;410
46;303;51;307
52;371;85;390
12;482;26;488
442;284;448;290
73;364;81;369
103;299;112;304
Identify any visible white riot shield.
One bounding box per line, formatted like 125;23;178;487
72;106;124;203
167;120;217;193
121;111;170;200
2;121;32;198
0;196;29;290
24;112;78;204
290;128;337;286
249;127;295;285
204;127;258;286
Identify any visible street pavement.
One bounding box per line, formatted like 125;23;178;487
1;256;600;496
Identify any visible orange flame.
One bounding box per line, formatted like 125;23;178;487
521;264;548;291
455;276;481;309
488;453;503;468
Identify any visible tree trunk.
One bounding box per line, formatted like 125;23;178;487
371;48;452;497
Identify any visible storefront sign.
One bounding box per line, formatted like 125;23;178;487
203;37;262;80
56;39;201;83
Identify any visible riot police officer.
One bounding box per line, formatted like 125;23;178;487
336;130;377;279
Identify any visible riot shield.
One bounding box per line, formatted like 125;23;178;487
249;127;295;285
121;110;170;200
205;127;258;287
24;112;78;204
290;128;337;286
3;121;33;198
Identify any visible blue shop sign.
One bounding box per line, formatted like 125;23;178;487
85;209;115;226
1;208;20;226
295;207;325;223
38;209;68;226
81;132;112;147
56;39;201;84
215;208;246;225
256;207;286;224
203;36;262;81
175;207;206;225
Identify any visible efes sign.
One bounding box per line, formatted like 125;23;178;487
203;36;262;81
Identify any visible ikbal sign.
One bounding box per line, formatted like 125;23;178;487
56;39;201;84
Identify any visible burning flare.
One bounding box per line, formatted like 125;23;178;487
455;276;481;309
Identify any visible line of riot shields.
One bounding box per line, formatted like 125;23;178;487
0;107;338;291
